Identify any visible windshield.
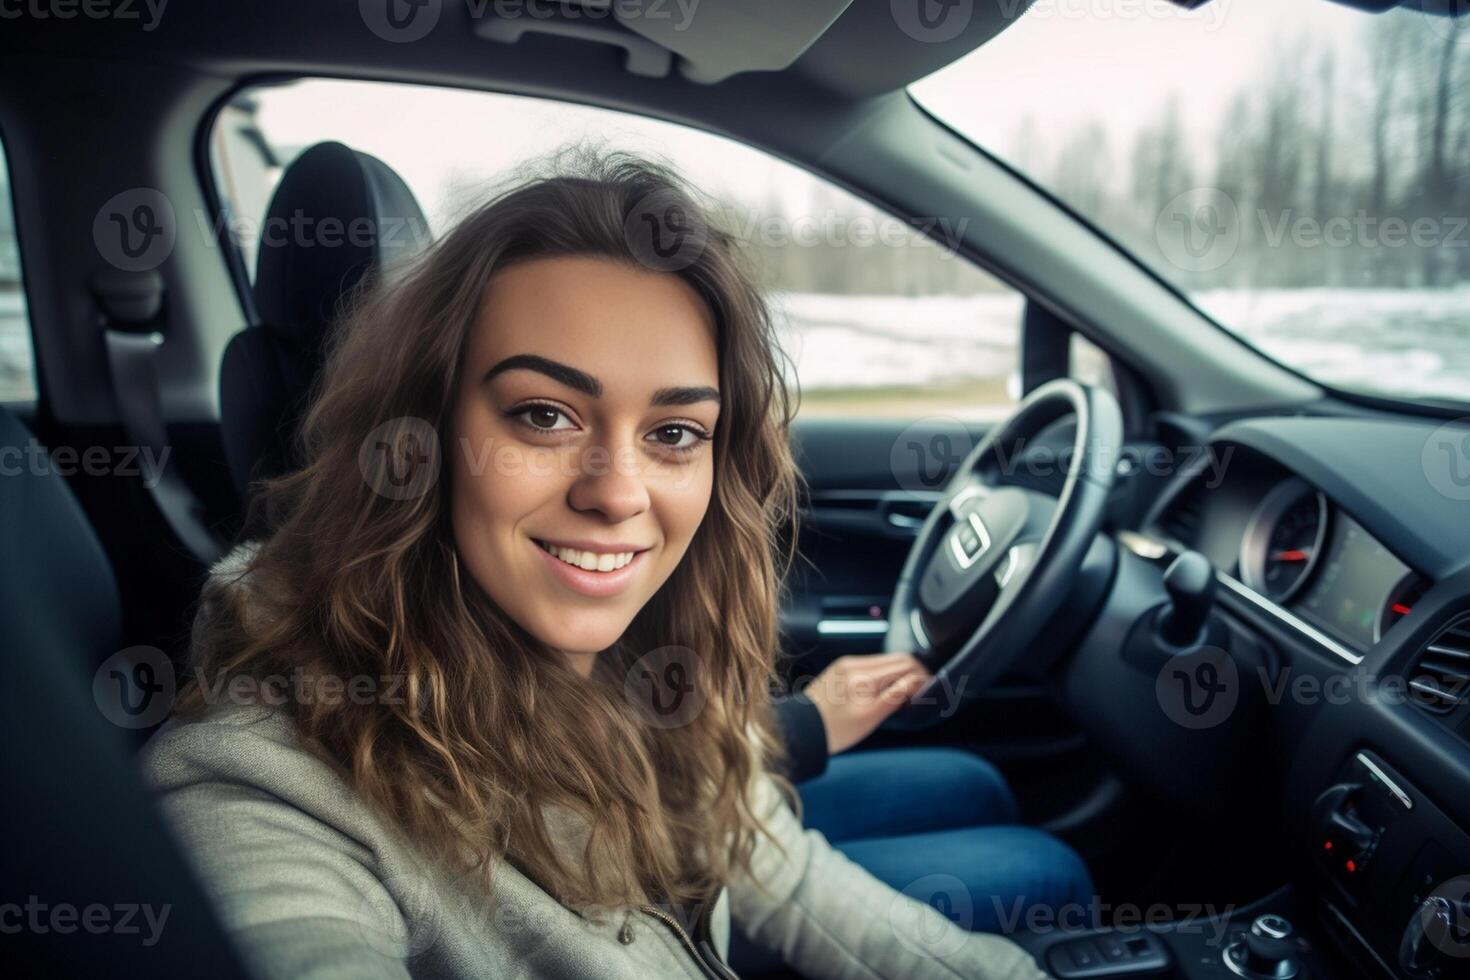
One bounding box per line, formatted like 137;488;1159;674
911;0;1470;406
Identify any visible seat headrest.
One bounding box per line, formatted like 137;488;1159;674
252;141;430;350
0;407;121;659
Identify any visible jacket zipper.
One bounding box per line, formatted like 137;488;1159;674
636;904;740;980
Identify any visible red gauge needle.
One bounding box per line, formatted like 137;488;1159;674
1391;603;1412;616
1273;550;1310;562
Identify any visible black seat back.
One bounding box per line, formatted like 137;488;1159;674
0;407;250;978
220;140;430;501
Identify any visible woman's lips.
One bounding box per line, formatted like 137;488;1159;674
533;539;648;598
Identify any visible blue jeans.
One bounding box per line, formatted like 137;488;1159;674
801;748;1094;932
730;748;1093;974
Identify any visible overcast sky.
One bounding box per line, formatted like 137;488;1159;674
911;0;1407;164
252;80;820;231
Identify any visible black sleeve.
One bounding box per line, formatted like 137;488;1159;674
771;692;830;785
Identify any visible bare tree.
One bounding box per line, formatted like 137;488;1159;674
1053;123;1112;223
1312;48;1339;286
1422;16;1466;285
1365;14;1413;220
1130;95;1192;217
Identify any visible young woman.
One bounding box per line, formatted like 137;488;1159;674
143;154;1049;979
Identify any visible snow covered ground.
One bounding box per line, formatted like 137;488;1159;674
772;288;1469;405
1193;288;1470;403
769;291;1024;390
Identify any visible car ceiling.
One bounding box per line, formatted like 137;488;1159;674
3;0;1027;98
0;0;1329;424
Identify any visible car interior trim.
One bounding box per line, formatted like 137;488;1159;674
1353;751;1414;811
815;619;890;636
1119;529;1366;667
1216;570;1365;667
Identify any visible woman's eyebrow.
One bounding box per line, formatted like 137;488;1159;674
650;385;721;407
482;354;600;396
482;354;719;406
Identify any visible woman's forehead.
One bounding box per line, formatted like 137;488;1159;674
472;256;719;388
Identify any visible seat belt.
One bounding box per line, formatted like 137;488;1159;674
91;269;224;564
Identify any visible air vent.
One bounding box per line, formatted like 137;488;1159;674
1408;613;1470;715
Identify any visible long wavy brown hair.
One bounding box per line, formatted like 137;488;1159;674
176;151;802;911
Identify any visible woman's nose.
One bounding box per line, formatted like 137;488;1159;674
566;445;652;523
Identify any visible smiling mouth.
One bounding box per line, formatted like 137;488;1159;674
533;539;645;573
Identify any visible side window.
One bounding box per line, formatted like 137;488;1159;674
0;134;36;403
210;80;1020;420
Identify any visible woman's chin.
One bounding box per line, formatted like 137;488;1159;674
530;620;629;660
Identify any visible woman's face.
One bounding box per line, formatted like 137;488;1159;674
450;255;720;666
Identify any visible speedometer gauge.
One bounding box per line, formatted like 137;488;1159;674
1240;479;1329;604
1376;573;1429;641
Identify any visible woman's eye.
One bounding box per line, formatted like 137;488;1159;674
648;424;708;451
514;405;576;432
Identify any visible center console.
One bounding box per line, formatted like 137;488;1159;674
1303;750;1470;978
1013;886;1354;979
1010;746;1470;980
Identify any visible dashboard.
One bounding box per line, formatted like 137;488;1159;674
1122;414;1470;978
1153;457;1426;656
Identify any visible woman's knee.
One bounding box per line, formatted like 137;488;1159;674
912;748;1021;827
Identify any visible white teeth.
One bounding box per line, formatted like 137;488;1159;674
538;541;636;572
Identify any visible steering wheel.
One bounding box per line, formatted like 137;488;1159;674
885;379;1123;727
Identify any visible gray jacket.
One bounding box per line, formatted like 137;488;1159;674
140;550;1048;980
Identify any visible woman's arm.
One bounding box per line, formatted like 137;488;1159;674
142;710;415;980
774;652;932;784
729;775;1050;980
771;692;830;784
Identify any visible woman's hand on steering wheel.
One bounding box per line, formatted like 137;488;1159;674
803;652;932;755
